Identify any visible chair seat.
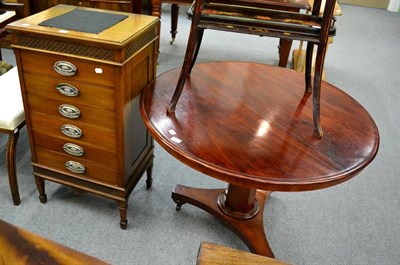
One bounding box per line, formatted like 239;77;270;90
0;67;24;130
188;2;336;43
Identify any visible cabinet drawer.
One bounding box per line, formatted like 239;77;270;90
27;93;116;128
30;112;117;152
72;0;94;7
73;0;132;12
24;73;115;111
21;51;117;87
36;148;119;185
33;133;118;169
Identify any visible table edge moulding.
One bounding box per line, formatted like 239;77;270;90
7;4;160;229
139;61;380;256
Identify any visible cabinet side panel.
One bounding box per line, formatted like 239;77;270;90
13;50;38;162
123;43;155;183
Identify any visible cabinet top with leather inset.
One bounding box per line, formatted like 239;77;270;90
6;4;159;64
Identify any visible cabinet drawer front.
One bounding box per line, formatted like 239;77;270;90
30;112;117;152
92;2;132;12
73;0;131;11
36;148;119;185
24;73;115;110
72;0;94;7
33;133;118;169
27;93;116;128
21;51;117;87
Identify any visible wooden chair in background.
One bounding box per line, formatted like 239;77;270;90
151;0;310;68
1;1;28;205
292;0;342;78
0;67;25;205
167;0;338;137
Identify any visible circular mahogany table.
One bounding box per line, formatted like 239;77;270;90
140;62;379;257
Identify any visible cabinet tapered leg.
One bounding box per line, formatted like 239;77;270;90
35;176;47;204
118;200;128;230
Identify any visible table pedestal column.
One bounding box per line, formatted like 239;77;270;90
172;184;274;257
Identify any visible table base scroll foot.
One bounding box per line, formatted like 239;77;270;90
173;198;185;211
171;184;274;257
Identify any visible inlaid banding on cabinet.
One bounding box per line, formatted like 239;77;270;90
18;36;114;61
17;28;158;62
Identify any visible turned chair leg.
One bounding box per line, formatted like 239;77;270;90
6;129;21;205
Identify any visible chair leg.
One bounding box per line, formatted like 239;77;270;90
188;28;204;75
312;44;328;138
6;130;21;205
168;2;203;112
170;4;179;44
305;42;314;94
278;39;292;67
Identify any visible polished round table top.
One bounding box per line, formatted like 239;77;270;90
140;62;379;191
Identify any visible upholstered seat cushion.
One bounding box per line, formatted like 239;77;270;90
0;67;25;130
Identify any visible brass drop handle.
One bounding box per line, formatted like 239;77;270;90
61;124;82;138
59;104;81;119
53;61;77;76
65;161;86;174
63;143;85;157
56;83;79;97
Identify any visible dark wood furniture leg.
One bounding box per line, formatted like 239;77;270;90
118;200;128;229
170;3;179;43
172;184;274;257
146;161;154;189
149;0;297;68
168;6;293;67
278;39;293;67
34;176;47;203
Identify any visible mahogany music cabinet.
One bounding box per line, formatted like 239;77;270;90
7;5;159;229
